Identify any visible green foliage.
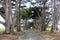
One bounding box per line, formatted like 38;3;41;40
0;28;5;33
46;27;51;31
0;7;5;13
19;8;30;19
29;7;42;19
13;26;18;32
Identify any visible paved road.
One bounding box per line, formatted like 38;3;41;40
20;29;42;40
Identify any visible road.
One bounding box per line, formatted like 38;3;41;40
20;29;42;40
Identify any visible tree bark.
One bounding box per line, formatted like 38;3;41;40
16;0;21;31
41;4;46;31
4;0;11;33
52;0;58;33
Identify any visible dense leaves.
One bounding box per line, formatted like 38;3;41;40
0;7;5;13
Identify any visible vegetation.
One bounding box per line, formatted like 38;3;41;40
0;0;60;40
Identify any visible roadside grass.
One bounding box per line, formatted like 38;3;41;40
46;27;51;31
34;27;60;35
0;29;5;33
50;33;60;37
14;27;17;32
34;27;51;35
34;29;51;35
14;27;28;35
14;27;27;32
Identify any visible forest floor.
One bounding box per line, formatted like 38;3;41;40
0;30;43;40
0;34;19;40
34;29;60;40
0;31;26;40
0;29;60;40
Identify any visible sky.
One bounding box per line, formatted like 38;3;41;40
21;0;36;8
0;15;5;29
0;15;5;23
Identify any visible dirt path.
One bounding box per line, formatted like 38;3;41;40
19;29;43;40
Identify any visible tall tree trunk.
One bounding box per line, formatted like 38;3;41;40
4;0;11;33
16;0;21;31
52;0;58;33
41;4;46;31
25;18;28;30
34;19;38;29
10;14;15;33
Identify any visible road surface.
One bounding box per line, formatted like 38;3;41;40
20;29;42;40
